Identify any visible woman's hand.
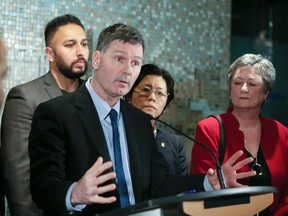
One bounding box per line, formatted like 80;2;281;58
207;150;256;190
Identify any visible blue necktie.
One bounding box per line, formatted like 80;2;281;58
109;109;130;207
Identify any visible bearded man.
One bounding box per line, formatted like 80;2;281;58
0;14;89;216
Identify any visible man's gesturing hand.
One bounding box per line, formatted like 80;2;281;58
71;157;117;205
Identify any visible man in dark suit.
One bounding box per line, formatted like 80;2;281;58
29;23;255;216
1;14;89;216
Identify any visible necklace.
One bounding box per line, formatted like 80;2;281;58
251;156;263;176
232;111;263;175
244;139;263;176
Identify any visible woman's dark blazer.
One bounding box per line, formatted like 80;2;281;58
156;129;188;176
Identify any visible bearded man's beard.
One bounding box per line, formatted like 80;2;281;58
56;58;88;79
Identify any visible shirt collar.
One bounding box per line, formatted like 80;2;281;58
85;77;121;120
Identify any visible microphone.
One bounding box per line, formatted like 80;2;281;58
149;116;227;189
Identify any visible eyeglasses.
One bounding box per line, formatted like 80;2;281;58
134;87;169;101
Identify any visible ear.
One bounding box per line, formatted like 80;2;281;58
46;47;55;62
264;91;269;101
92;50;101;70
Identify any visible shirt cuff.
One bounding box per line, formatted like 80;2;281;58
66;182;86;211
204;174;214;191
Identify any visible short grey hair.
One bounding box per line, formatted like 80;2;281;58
227;54;276;93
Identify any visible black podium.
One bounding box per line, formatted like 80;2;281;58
99;186;276;216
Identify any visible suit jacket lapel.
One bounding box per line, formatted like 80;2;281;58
120;101;146;201
74;85;111;162
42;72;63;99
42;71;85;99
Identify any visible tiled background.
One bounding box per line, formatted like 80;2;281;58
0;0;231;168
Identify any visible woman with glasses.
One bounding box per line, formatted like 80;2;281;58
125;63;188;176
190;54;288;215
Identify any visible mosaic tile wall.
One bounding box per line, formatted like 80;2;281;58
0;0;231;163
